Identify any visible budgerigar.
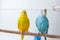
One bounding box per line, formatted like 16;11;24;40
34;36;41;40
35;9;49;40
18;10;30;40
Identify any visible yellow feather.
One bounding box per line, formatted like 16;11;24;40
18;10;30;40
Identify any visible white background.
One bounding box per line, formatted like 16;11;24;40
0;0;60;40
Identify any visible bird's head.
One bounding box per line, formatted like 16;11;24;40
42;8;47;16
20;10;27;17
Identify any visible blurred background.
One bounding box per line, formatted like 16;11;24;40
0;0;60;40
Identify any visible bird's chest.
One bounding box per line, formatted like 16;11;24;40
37;19;47;30
19;19;28;26
18;19;29;31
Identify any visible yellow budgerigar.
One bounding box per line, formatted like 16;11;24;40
18;10;30;40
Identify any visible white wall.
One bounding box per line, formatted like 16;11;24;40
0;0;60;40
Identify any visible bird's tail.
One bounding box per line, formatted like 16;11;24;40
21;35;24;40
44;36;47;40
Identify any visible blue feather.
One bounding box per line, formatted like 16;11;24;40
34;36;41;40
36;15;49;34
35;15;49;40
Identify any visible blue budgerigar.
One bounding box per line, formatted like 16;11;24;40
35;9;49;40
34;36;41;40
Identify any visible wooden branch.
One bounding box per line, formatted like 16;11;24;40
0;29;60;38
